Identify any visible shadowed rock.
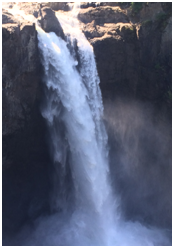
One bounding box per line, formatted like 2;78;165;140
2;8;51;236
40;7;65;39
2;9;19;24
46;2;70;11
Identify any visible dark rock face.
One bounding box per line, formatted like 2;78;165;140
46;2;70;11
40;7;65;39
80;3;172;113
2;103;52;234
2;21;40;135
2;9;52;236
2;10;19;24
87;23;139;100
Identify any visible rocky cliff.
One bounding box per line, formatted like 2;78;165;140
2;4;51;235
80;3;172;108
2;2;172;236
2;2;172;135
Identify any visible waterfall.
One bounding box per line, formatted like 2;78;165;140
36;5;117;245
33;4;171;246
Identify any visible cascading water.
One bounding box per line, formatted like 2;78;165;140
36;4;118;245
3;3;171;246
34;5;171;246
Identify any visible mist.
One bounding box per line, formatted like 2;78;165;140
3;97;172;246
104;98;172;230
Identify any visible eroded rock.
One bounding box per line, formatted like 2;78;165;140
46;2;70;11
2;8;51;235
2;20;39;136
80;3;171;107
2;10;19;24
78;6;129;25
40;7;65;39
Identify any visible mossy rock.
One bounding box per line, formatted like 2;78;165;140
155;12;170;30
141;19;152;27
131;2;144;15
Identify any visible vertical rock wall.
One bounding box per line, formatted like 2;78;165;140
2;10;52;235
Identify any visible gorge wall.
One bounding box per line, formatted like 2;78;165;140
2;2;172;237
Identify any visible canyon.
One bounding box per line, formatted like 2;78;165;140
2;2;172;244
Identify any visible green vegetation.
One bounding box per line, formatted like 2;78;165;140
124;25;134;31
155;12;169;29
161;3;172;16
156;12;169;22
130;2;144;14
141;19;152;27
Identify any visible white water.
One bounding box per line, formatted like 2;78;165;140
35;6;171;246
36;7;118;245
4;3;171;246
2;2;36;23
